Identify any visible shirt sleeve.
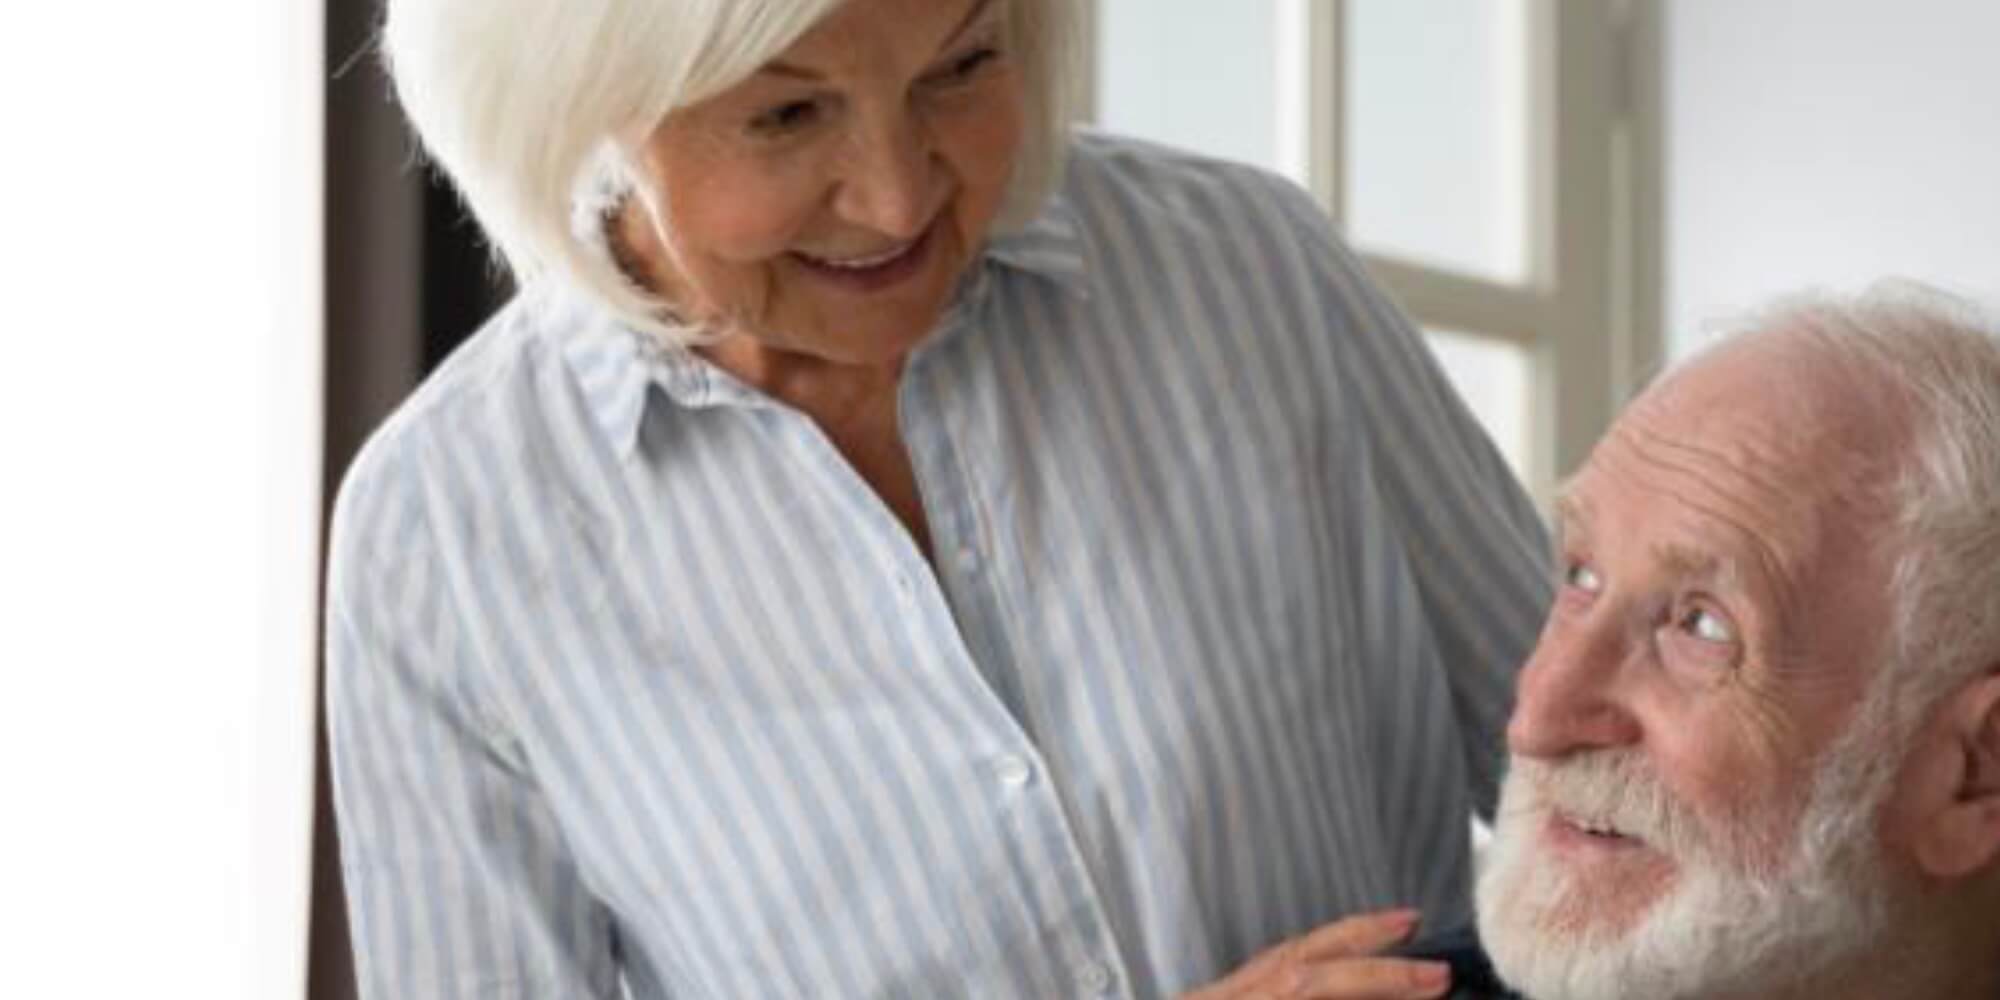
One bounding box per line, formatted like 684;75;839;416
1277;184;1554;820
325;445;623;999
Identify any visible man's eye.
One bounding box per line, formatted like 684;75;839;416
750;100;820;134
1564;562;1604;594
1678;606;1736;644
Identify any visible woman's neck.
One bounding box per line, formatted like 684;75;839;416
698;335;906;434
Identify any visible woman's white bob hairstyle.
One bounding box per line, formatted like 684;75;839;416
382;0;1079;342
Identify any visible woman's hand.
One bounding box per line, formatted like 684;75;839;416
1181;909;1452;1000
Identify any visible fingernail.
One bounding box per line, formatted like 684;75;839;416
1417;962;1451;990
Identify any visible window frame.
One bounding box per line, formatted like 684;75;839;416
1084;0;1664;499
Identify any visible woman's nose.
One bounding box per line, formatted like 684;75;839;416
833;114;937;238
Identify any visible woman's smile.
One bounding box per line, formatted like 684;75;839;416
786;218;937;293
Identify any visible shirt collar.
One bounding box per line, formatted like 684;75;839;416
554;300;657;461
555;192;1091;461
983;191;1090;298
556;293;788;461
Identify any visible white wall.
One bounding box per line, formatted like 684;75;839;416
1095;0;1285;172
1666;0;2000;354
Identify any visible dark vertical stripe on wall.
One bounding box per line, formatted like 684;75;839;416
314;2;513;997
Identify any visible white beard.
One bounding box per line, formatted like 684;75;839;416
1475;741;1895;1000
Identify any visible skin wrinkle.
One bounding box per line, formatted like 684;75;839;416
1604;360;1902;703
619;0;1021;373
1600;425;1868;791
1483;309;2000;1000
1538;345;1902;873
605;0;1025;554
1556;450;1795;716
1607;421;1807;620
1619;397;1804;505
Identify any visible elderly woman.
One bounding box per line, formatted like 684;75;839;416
326;0;1550;997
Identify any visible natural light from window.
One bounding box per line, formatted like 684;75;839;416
1346;0;1531;284
0;4;322;997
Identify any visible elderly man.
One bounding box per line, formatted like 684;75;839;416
1475;288;2000;1000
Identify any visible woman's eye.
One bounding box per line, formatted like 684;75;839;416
930;46;1000;85
1564;561;1603;594
749;100;820;134
1679;606;1736;644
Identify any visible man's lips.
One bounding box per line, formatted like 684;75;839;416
1545;811;1647;854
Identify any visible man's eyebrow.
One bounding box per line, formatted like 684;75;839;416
1653;542;1743;592
761;0;1001;80
1553;488;1744;589
1550;485;1591;543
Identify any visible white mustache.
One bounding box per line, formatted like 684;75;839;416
1506;754;1710;861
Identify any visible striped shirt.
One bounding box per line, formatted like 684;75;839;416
327;131;1551;999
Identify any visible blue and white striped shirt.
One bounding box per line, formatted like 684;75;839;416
327;131;1550;999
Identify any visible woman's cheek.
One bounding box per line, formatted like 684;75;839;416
676;186;814;264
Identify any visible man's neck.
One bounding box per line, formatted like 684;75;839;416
1773;964;1996;1000
1747;919;1997;1000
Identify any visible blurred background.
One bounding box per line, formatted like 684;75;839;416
0;0;1992;996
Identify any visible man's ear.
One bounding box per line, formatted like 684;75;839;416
1911;667;2000;879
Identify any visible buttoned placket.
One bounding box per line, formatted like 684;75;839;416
895;311;1139;1000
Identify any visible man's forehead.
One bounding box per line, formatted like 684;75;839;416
1555;336;1911;634
1553;432;1808;622
1553;488;1751;583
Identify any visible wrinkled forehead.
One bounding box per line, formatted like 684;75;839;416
1627;334;1909;504
1563;333;1910;611
1554;441;1805;620
1573;373;1824;550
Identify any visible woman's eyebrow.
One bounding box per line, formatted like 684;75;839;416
941;0;1003;49
759;61;822;81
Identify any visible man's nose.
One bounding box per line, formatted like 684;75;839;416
833;114;937;239
1506;621;1641;759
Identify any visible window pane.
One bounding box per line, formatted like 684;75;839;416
1094;0;1299;181
1424;328;1532;479
1347;0;1533;283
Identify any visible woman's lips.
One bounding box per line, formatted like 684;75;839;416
788;223;935;293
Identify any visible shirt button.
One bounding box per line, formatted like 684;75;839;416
954;546;981;574
993;755;1034;788
1077;962;1114;994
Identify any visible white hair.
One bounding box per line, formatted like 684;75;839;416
1478;285;2000;999
381;0;1079;343
1479;750;1895;1000
1740;285;2000;747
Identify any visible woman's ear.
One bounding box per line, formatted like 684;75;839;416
1911;667;2000;880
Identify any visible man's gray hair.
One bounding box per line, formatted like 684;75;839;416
381;0;1080;343
1750;284;2000;741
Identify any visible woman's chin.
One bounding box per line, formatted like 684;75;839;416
767;283;965;366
